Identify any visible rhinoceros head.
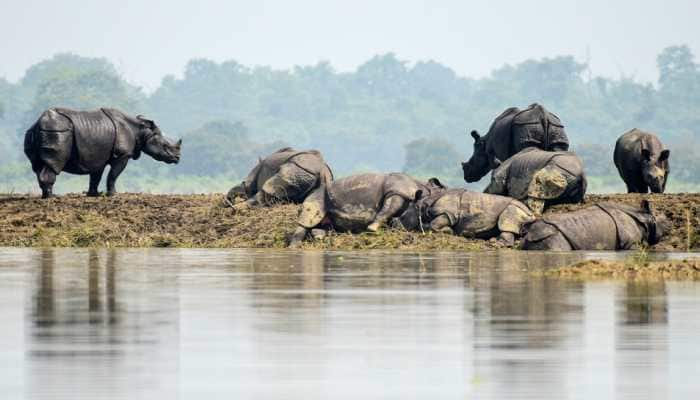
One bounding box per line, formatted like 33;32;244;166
462;130;492;183
395;178;447;231
138;116;182;164
641;148;670;193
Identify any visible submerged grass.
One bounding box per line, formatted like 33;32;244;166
541;258;700;281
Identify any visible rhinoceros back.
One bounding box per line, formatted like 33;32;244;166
511;104;569;153
326;173;388;231
499;149;584;200
54;108;117;172
493;148;557;198
539;207;618;250
430;190;511;236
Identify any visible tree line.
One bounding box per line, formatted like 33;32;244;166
1;46;699;193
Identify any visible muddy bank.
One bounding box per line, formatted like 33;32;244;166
0;192;698;250
540;259;700;281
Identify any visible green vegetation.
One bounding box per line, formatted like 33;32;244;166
1;47;700;194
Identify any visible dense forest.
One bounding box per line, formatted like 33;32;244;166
1;45;699;194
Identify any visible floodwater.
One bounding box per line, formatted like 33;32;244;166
0;249;699;399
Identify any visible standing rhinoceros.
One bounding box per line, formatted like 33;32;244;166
462;103;569;182
226;147;333;208
614;129;670;193
484;147;587;214
288;173;446;247
521;201;670;251
24;108;181;198
394;188;535;246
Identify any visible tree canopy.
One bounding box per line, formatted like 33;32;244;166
1;47;699;194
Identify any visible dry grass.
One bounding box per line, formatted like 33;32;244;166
1;192;699;250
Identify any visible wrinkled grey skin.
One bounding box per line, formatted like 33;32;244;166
614;129;670;193
484;147;587;214
24;108;181;198
462;103;569;183
288;173;446;247
394;188;535;246
226;147;333;208
521;201;670;251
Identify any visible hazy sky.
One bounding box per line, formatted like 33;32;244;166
1;0;698;90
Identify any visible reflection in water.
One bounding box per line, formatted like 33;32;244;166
25;249;180;399
0;248;697;398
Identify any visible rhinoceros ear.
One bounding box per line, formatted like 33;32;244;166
176;138;183;147
136;115;155;128
659;149;670;162
470;130;481;141
493;158;502;167
428;177;445;189
641;148;652;161
414;189;424;201
641;199;652;213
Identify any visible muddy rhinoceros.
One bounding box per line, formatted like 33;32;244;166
521;201;670;251
614;129;670;193
288;173;446;247
24;108;181;198
394;188;535;246
226;147;333;208
462;103;569;182
484;147;587;214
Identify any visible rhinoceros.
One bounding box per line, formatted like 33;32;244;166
394;188;535;246
226;147;333;208
288;173;446;247
521;201;670;251
462;103;569;183
614;129;670;193
24;108;181;198
484;147;587;214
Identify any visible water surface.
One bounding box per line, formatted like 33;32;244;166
0;248;698;399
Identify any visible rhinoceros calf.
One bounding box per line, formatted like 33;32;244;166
226;147;333;208
462;103;569;183
614;129;670;193
394;189;535;246
484;147;587;214
521;201;670;251
24;108;181;198
288;173;445;247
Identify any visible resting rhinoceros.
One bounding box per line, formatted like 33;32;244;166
462;103;569;182
521;201;670;251
288;173;446;247
484;147;587;214
614;129;670;193
394;188;535;246
226;147;333;208
24;108;181;198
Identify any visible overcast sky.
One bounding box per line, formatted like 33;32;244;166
1;0;697;90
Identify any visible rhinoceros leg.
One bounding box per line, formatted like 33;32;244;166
498;202;536;241
429;214;455;235
367;195;406;232
87;169;105;197
37;165;56;199
106;157;129;196
290;187;327;247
